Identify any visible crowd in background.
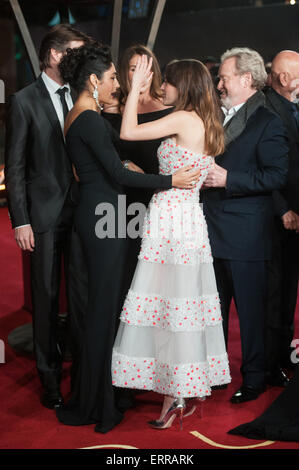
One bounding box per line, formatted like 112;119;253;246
3;23;299;438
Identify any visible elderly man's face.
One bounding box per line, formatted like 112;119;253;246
217;57;250;109
270;51;299;102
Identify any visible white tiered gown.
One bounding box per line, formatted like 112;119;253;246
112;138;231;398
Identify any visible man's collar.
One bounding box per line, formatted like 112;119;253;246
221;101;246;117
270;87;295;111
41;71;71;95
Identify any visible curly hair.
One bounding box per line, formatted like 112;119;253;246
59;42;112;93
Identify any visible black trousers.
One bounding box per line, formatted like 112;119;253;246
30;201;87;392
266;219;299;372
213;258;267;389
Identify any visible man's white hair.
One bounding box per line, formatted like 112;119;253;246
221;47;267;90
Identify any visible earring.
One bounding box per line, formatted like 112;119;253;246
93;85;103;110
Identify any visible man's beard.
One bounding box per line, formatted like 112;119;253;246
220;94;233;110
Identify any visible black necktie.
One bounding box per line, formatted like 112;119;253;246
56;87;69;120
291;102;299;130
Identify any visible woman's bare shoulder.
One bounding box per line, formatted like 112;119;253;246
173;109;204;127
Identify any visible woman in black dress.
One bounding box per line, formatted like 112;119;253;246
55;43;201;433
103;44;173;303
229;364;299;442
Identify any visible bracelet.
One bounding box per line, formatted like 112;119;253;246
123;160;131;169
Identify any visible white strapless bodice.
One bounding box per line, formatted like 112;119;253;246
153;137;213;203
138;138;214;266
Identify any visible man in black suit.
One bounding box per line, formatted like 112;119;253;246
202;47;289;404
5;25;90;409
265;50;299;385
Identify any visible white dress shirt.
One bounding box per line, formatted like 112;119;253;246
222;102;246;126
15;73;73;230
41;71;73;131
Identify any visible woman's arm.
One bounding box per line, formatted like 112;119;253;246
120;55;185;142
4;94;30;229
121;107;186;142
81;111;200;189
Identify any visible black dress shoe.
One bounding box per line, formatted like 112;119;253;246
266;368;290;387
211;384;228;390
42;391;64;409
230;385;266;404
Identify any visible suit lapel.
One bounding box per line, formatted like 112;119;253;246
224;106;247;147
224;91;266;147
34;75;73;189
266;89;298;142
35;75;66;147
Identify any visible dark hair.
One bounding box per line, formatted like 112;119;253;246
59;43;112;94
165;59;225;157
39;24;93;71
118;44;163;107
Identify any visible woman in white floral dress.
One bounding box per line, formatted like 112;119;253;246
111;56;231;429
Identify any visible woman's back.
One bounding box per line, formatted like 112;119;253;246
66;111;119;183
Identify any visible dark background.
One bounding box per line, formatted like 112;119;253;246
0;0;299;165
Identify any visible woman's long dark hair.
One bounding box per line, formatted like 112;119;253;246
165;59;225;156
118;44;163;107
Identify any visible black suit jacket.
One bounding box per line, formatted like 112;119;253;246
265;87;299;216
202;105;289;261
5;75;78;232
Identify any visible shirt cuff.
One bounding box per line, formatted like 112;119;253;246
14;224;31;230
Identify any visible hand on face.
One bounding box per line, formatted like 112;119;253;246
139;75;153;94
131;55;153;93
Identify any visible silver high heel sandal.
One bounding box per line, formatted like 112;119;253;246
148;398;186;430
183;396;206;419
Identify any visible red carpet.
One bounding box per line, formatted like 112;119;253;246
0;205;299;450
